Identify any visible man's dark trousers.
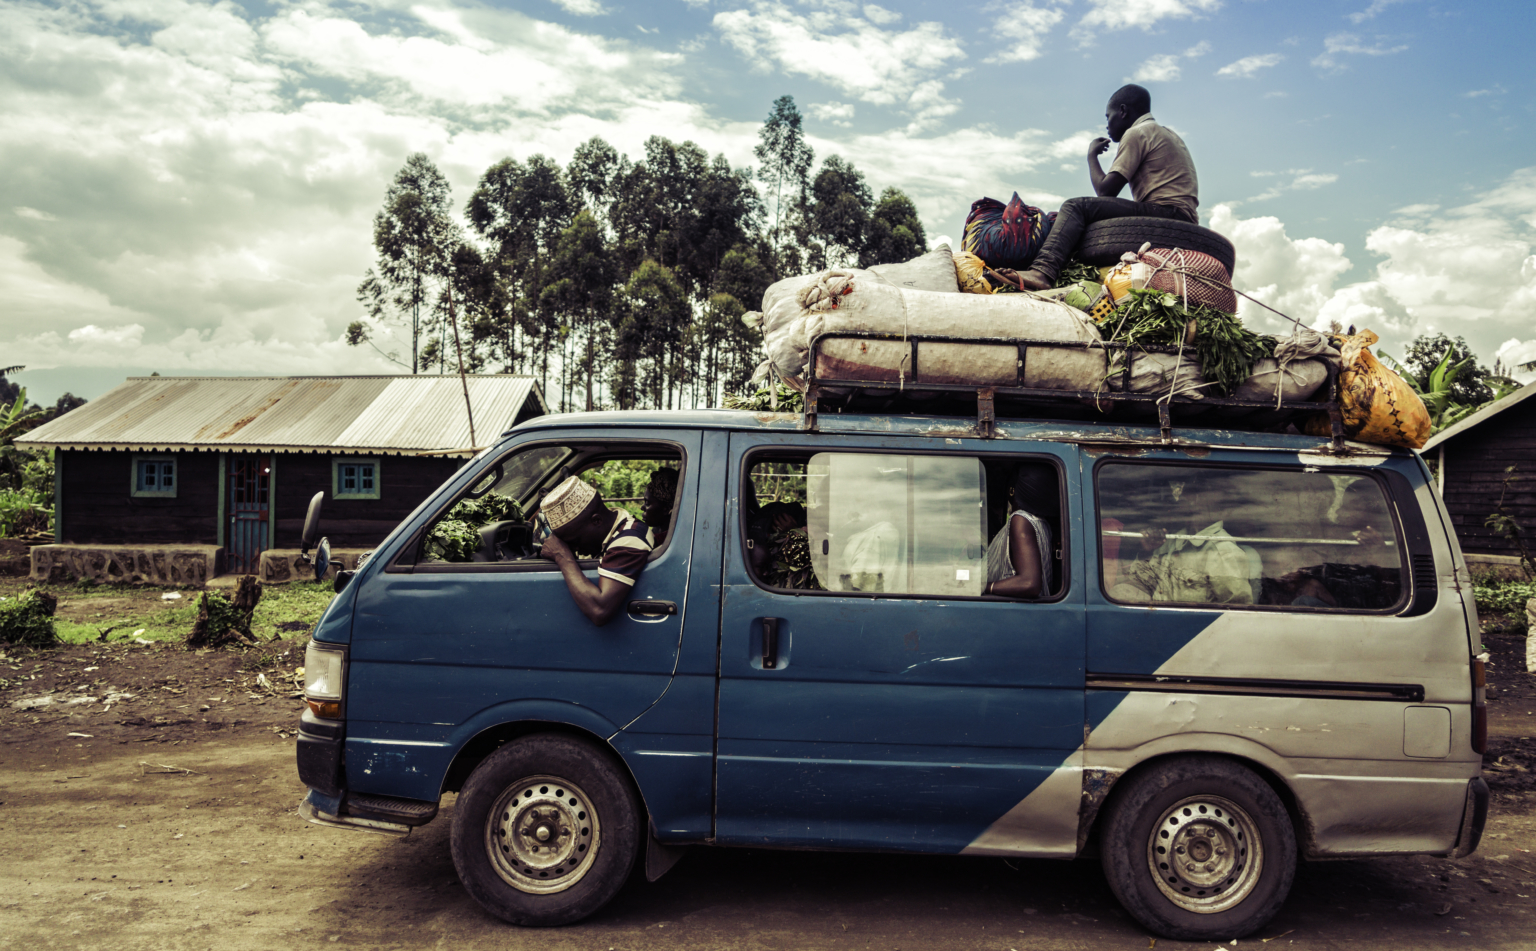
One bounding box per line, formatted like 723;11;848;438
1030;196;1194;281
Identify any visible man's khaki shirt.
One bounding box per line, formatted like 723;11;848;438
1109;114;1199;223
1122;520;1253;605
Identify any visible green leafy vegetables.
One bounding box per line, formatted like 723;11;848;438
426;494;524;562
1102;289;1277;397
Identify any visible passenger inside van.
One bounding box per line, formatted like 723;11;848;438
1271;478;1402;610
984;463;1056;598
642;467;679;546
536;475;655;626
1110;473;1254;605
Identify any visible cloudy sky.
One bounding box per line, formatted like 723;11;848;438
4;0;1533;403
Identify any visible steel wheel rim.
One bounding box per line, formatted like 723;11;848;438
485;774;600;894
1146;794;1264;914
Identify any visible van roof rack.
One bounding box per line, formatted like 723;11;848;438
799;330;1348;452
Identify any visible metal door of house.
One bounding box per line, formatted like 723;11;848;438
227;455;270;574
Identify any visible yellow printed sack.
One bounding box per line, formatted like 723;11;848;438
1304;328;1431;449
952;251;994;294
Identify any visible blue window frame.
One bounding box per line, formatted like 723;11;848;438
132;457;177;498
333;458;381;500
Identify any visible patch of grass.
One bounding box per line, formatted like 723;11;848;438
1474;574;1536;633
4;579;336;647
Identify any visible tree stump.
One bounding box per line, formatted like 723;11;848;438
187;576;262;649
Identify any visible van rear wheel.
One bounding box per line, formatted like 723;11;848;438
1101;756;1296;941
451;734;640;926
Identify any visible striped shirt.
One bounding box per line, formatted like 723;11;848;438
597;511;655;587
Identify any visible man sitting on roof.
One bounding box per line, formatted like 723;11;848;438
537;475;654;626
1009;83;1199;291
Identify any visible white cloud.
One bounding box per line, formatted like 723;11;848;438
1465;85;1507;99
1207;204;1354;332
1348;0;1408;24
1127;40;1210;82
713;1;965;117
1131;54;1182;82
1494;339;1536;384
863;4;902;25
1216;53;1283;78
807;100;856;126
986;2;1067;64
1072;0;1222;44
1237;169;1339;204
550;0;610;15
1311;32;1409;70
1213;168;1536;362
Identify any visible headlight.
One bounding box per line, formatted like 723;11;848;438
304;640;346;718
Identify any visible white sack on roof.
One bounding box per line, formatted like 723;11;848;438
1107;352;1209;400
766;270;1105;391
867;244;959;293
1229;357;1330;404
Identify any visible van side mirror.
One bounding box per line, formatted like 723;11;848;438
313;537;331;583
301;492;325;551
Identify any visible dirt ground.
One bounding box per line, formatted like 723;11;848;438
3;596;1536;949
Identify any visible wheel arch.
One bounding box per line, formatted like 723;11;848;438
440;719;650;829
1082;747;1312;859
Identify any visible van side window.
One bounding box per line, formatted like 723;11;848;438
1096;464;1406;612
414;443;681;567
746;452;1061;599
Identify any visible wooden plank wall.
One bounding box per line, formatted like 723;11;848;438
272;454;464;548
59;450;220;545
1441;409;1536;556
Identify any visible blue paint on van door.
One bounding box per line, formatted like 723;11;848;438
714;432;1086;853
342;429;703;803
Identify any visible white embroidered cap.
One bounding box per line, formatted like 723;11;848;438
542;476;598;530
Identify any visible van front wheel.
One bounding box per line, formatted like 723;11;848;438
451;734;640;926
1101;757;1296;941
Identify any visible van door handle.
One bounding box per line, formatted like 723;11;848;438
628;599;677;617
762;617;780;670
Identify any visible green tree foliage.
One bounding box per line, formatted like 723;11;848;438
354;153;462;374
863;187;927;266
349;98;929;411
1402;333;1494;406
753;95;814;253
800;155;873;270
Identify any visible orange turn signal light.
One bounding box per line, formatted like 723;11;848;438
306;699;342;719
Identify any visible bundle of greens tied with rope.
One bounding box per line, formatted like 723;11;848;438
1096;286;1276;398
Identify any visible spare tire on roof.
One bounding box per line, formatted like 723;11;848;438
1077;217;1237;276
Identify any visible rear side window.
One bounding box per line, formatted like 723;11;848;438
1096;463;1406;612
809;452;987;597
742;451;1064;600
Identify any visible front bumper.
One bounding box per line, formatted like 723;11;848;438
296;707;344;798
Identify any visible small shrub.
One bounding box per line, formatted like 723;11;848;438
1474;577;1536;618
0;588;58;646
187;576;262;648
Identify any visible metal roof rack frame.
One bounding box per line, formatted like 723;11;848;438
800;330;1348;453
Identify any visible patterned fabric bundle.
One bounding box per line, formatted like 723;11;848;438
962;192;1056;269
1138;247;1239;314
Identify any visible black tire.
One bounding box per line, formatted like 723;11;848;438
1100;756;1296;941
450;734;640;926
1077;217;1236;276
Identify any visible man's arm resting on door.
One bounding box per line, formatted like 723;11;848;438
541;534;632;626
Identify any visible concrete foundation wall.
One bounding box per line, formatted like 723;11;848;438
258;549;370;584
31;544;222;586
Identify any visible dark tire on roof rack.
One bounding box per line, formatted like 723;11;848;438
1076;217;1237;276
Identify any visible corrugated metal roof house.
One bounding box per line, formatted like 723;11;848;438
17;375;546;573
1421;382;1535;564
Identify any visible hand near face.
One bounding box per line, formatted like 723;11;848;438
1089;137;1112;158
1139;526;1167;552
539;532;573;562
